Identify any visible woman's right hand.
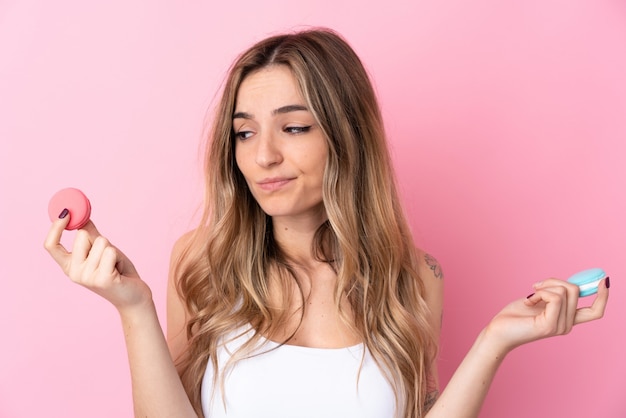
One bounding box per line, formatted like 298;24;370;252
44;212;153;314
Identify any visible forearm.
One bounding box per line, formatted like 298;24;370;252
426;329;506;418
119;300;197;418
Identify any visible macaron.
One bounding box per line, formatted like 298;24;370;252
567;268;607;297
48;188;91;230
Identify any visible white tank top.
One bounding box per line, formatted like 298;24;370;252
201;329;396;418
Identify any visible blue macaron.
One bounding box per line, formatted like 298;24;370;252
567;268;607;297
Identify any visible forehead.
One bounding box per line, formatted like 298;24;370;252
235;65;305;112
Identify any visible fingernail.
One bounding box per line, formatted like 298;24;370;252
58;208;69;219
526;292;535;299
606;277;610;289
533;281;543;289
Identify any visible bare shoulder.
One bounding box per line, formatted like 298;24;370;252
170;228;207;267
414;248;445;293
415;248;444;282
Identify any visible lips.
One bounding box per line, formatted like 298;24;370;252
257;177;295;191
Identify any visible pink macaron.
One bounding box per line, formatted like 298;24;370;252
48;188;91;230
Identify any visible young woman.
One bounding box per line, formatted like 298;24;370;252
44;28;609;418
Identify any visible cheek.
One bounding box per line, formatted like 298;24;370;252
234;147;248;176
234;148;259;195
307;155;327;191
302;139;328;175
314;149;329;180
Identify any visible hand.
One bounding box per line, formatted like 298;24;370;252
484;277;609;356
44;213;153;313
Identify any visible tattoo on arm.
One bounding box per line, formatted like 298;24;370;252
425;253;444;280
424;390;439;412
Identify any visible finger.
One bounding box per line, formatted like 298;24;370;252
44;210;72;270
544;285;578;333
526;288;564;336
574;277;610;325
69;230;94;281
70;221;105;279
543;286;569;334
533;278;580;296
534;279;580;333
79;220;102;240
548;280;580;333
100;246;121;280
82;236;110;279
86;245;119;290
114;247;138;277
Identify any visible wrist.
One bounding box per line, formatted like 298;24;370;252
474;326;512;362
117;296;157;323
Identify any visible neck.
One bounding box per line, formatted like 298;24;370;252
271;210;328;267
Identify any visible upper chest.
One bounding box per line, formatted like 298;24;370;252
267;263;361;348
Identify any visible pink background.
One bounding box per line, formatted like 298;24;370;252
1;1;624;417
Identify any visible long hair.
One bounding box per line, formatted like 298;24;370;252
174;28;437;418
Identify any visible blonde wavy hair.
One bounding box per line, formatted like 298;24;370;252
174;28;437;418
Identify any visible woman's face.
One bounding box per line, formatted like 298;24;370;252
233;65;328;223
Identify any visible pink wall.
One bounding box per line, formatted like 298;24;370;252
1;1;624;417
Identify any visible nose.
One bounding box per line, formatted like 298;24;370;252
255;130;283;167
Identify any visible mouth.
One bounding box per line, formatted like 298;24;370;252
257;177;295;191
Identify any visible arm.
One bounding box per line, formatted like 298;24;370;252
44;215;197;418
167;231;197;368
420;262;609;418
416;251;445;411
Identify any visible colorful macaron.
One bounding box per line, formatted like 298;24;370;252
567;268;607;297
48;187;91;230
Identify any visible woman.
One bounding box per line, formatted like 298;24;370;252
44;28;609;418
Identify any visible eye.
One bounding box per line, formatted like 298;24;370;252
284;126;312;135
235;130;254;140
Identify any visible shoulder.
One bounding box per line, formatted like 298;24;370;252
415;248;444;282
168;227;213;285
170;227;208;265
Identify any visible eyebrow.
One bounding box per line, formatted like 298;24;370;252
232;104;309;120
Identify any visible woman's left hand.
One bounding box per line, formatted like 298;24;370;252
484;277;609;356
